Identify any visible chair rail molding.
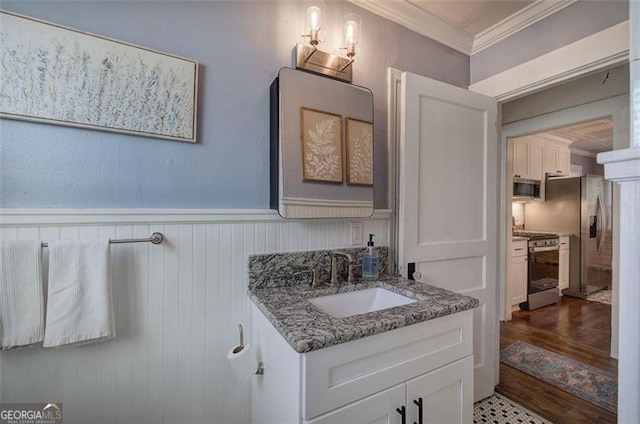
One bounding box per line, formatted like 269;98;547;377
0;208;393;227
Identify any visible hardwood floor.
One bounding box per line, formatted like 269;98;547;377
497;296;617;424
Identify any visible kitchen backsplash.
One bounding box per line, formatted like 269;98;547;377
512;202;525;230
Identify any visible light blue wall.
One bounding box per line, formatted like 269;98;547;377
571;154;604;175
471;0;629;84
0;0;469;209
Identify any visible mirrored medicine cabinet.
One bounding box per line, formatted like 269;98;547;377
270;67;374;219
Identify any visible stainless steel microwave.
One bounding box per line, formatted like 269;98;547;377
513;178;541;200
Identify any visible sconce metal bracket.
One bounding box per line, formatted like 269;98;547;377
294;43;353;83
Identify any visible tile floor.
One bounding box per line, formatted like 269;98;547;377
474;394;551;424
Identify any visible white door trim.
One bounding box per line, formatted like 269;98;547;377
469;21;629;102
387;67;403;275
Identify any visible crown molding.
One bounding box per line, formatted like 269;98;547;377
349;0;578;57
471;0;578;55
348;0;473;55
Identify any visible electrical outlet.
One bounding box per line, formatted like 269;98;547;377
350;222;363;245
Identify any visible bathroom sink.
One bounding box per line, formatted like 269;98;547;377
308;288;416;318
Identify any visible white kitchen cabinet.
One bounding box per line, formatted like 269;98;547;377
559;236;570;291
251;304;474;424
512;139;529;179
530;140;545;181
509;240;528;306
544;141;571;176
512;139;543;181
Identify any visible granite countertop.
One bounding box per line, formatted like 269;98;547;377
248;277;479;354
513;230;573;238
512;236;529;241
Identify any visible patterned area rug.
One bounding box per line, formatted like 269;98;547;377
501;341;617;413
587;289;612;305
474;393;551;424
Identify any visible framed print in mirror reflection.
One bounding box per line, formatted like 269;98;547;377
346;117;373;186
300;107;343;184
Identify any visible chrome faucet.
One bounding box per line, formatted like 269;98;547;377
330;251;355;284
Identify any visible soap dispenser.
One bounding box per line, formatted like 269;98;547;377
362;234;379;279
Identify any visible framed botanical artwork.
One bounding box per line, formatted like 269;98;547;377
346;117;373;186
300;107;343;184
0;10;198;143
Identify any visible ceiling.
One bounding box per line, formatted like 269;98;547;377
349;0;577;55
539;117;614;155
404;0;536;37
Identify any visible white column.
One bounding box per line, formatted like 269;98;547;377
598;148;640;423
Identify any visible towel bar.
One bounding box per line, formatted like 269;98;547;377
41;232;165;248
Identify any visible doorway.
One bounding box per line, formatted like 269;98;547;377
500;113;621;421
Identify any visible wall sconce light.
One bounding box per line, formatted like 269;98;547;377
295;4;360;83
303;4;323;47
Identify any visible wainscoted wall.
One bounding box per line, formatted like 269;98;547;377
0;209;391;424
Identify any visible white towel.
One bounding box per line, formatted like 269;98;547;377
44;239;115;347
0;241;45;349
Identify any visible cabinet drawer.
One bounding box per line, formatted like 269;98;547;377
511;240;527;257
559;236;570;250
301;309;473;420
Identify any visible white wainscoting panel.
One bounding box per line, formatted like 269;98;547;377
0;210;391;424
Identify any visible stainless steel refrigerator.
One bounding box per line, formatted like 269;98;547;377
525;175;612;298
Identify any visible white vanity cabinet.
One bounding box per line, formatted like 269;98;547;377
509;240;528;306
251;304;474;424
559;236;570;291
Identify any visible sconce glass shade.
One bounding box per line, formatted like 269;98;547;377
304;2;324;46
343;14;361;58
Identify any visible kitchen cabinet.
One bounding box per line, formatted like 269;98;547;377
509;240;528;306
544;141;571;176
512;139;544;181
512;137;571;181
559;236;570;291
251;304;473;424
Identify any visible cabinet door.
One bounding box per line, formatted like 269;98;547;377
513;139;529;179
305;385;404;424
406;356;473;424
544;141;571;176
509;255;528;305
529;140;544;181
544;143;559;175
558;145;571;175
